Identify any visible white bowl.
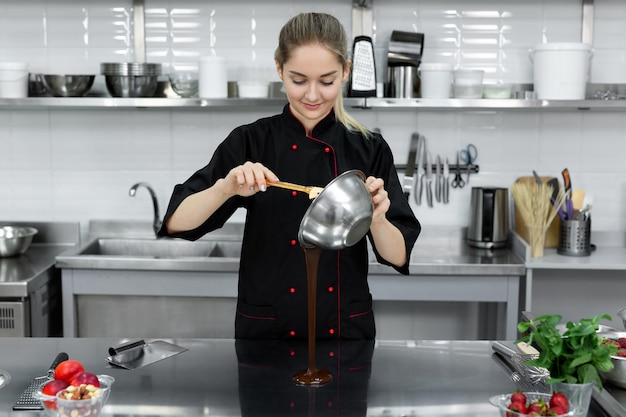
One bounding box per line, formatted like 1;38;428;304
237;82;269;98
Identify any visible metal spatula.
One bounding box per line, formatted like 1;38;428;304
13;352;68;410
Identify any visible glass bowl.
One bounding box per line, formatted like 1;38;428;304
35;375;114;417
169;72;199;98
489;392;575;417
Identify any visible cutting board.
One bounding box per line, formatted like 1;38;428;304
513;176;560;248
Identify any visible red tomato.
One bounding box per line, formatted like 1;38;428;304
54;360;85;383
549;392;569;411
70;371;100;388
41;379;69;410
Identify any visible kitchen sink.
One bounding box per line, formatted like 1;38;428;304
79;238;242;259
56;237;243;271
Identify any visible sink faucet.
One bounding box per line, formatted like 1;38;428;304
129;182;163;237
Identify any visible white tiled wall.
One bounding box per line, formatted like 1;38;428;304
1;0;625;235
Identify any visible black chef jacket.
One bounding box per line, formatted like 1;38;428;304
159;104;421;340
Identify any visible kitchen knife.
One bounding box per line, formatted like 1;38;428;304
403;133;419;200
435;155;442;203
425;152;434;207
414;135;426;205
442;158;450;204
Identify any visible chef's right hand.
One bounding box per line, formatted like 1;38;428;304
220;161;278;197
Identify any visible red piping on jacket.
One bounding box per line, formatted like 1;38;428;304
348;309;372;319
237;310;276;321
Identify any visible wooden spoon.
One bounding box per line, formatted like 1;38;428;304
268;181;324;199
571;188;585;211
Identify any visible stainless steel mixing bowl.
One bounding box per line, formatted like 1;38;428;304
101;63;162;98
38;74;95;97
298;170;373;250
0;226;38;257
598;329;626;388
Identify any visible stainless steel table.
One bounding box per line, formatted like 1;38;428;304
57;222;525;339
0;338;619;417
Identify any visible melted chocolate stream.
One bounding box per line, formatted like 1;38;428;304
292;245;333;386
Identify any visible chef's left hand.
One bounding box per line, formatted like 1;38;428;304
365;176;390;223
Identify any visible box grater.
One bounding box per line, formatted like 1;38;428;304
13;352;69;410
348;36;377;97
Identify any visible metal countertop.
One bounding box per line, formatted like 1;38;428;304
0;222;79;297
0;338;620;417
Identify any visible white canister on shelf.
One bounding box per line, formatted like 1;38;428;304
418;63;453;98
453;69;485;99
0;62;29;98
199;56;227;98
530;42;593;100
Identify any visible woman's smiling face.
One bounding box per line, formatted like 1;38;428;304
277;43;350;133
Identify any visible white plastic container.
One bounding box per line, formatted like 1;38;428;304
530;42;593;100
453;69;484;99
418;63;453;98
198;56;227;98
0;62;29;98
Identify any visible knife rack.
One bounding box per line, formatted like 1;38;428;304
396;164;480;174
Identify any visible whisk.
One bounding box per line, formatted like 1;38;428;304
511;342;550;386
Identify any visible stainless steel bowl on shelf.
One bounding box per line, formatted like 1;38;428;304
101;62;162;98
37;74;95;97
0;226;38;257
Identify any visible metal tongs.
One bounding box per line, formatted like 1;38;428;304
268;181;324;199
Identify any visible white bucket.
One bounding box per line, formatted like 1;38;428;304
0;62;29;98
418;63;453;98
530;43;593;100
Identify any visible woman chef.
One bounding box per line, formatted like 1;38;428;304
159;12;421;340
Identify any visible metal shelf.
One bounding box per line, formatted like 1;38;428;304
362;97;626;111
0;97;295;109
1;96;626;111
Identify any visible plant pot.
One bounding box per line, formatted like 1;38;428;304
552;381;593;417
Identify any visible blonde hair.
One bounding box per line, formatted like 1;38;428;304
275;12;372;138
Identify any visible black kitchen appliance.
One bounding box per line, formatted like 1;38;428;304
348;35;377;97
385;30;424;98
467;187;509;249
387;30;424;67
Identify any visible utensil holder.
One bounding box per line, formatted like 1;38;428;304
557;217;591;256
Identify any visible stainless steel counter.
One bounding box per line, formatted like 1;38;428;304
55;221;524;339
0;337;617;417
56;221;525;276
0;221;79;297
0;221;79;337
